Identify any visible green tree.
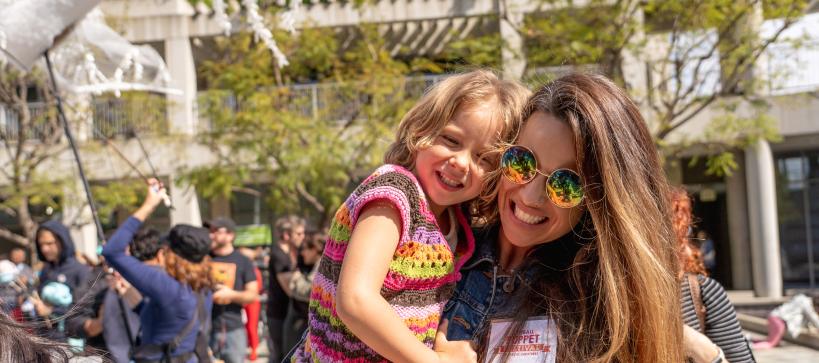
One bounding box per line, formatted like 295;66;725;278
189;25;424;227
0;60;171;248
0;65;66;248
519;0;814;175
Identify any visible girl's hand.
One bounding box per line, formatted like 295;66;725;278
434;319;478;363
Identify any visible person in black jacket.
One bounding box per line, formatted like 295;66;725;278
31;220;92;342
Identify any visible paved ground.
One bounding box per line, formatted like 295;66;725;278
748;330;819;363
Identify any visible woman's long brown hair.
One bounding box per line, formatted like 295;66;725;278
495;73;684;362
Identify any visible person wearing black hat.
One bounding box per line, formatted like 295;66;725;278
203;217;258;363
102;180;214;363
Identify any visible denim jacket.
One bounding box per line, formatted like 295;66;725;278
442;224;585;348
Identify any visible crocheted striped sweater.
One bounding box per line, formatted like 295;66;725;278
291;164;475;362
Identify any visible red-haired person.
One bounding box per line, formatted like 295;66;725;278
669;186;754;362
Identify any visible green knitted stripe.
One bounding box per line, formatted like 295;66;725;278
328;220;351;242
389;258;453;278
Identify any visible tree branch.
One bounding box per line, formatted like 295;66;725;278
295;182;325;214
0;227;29;247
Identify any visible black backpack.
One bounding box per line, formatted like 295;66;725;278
132;291;211;363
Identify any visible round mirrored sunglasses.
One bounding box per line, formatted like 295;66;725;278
500;145;584;208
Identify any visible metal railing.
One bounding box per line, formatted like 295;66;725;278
4;75;447;142
1;95;168;143
0;102;58;142
196;74;448;131
91;95;167;139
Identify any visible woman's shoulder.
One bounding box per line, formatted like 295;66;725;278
167;283;201;310
696;274;726;292
693;274;735;308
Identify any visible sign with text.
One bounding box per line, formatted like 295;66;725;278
485;317;556;363
233;224;272;247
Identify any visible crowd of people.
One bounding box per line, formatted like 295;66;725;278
3;69;813;362
0;195;321;363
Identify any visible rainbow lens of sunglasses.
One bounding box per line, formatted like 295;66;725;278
501;146;537;183
501;146;584;208
546;169;584;208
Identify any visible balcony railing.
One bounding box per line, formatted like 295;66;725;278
196;74;448;131
0;102;58;142
92;94;167;139
1;94;167;143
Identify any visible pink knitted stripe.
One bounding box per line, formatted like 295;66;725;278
392;303;443;319
348;186;411;237
322;238;348;261
383;272;450;291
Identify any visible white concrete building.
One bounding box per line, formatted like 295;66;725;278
2;0;818;296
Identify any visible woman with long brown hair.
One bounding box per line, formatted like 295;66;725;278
102;180;213;363
442;73;684;362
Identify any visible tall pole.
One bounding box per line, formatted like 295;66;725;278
44;51;106;245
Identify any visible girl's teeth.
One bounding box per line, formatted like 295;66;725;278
514;206;546;224
440;174;462;187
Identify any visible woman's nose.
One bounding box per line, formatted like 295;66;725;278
518;176;547;207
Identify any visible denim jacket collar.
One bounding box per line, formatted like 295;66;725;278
462;225;501;270
462;221;589;282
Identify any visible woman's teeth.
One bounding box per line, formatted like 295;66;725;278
514;205;546;224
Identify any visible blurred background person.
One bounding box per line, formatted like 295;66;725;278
66;257;107;355
8;247;35;286
753;294;819;349
697;230;716;273
205;217;259;363
266;215;305;363
0;259;26;320
102;180;214;363
101;227;163;363
238;246;264;361
31;220;92;343
669;186;754;362
283;233;325;351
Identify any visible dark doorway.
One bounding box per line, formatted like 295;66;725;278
682;158;733;288
691;190;732;288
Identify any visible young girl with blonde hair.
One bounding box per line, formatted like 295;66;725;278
289;69;529;363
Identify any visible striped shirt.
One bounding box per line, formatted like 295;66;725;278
681;274;756;363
